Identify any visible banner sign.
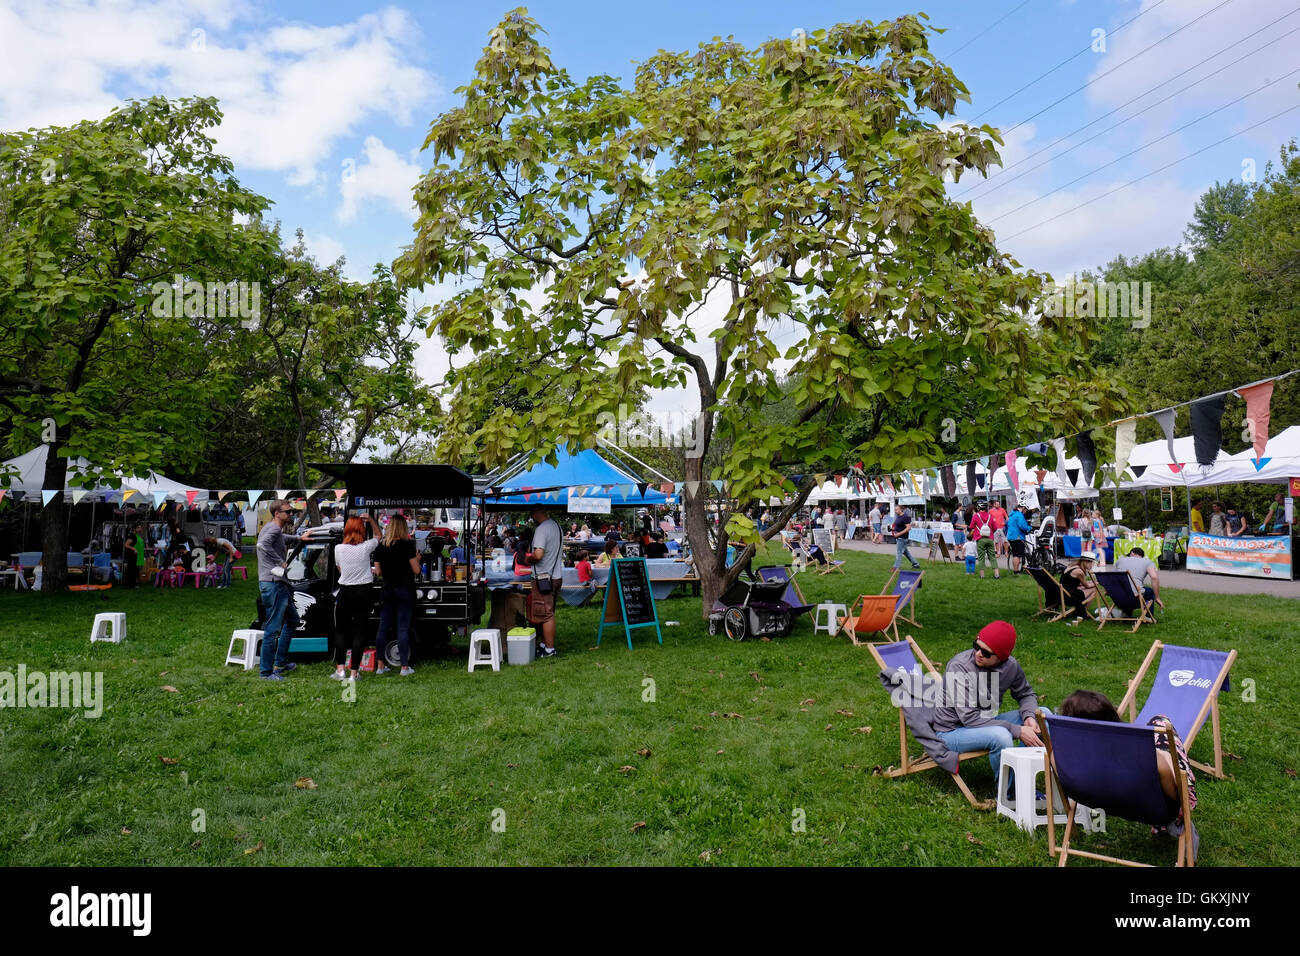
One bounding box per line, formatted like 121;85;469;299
1290;477;1300;496
568;496;612;514
1186;533;1292;579
1015;488;1041;511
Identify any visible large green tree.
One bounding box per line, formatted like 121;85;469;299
396;10;1126;609
0;97;275;590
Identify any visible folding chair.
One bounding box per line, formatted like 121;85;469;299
1028;567;1071;622
868;636;988;807
1041;712;1196;866
755;565;814;617
881;568;923;630
1117;640;1236;780
1091;569;1157;633
840;593;902;644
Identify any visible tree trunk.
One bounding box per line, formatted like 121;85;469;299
40;438;70;592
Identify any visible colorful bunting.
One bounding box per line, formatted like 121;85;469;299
1168;463;1184;474
334;489;346;500
941;464;956;498
1113;419;1137;484
712;479;724;493
217;490;231;502
1004;449;1018;492
121;489;138;502
1237;381;1273;460
1131;465;1147;478
1066;467;1080;486
964;461;976;498
1075;431;1097;486
247;490;263;507
42;490;59;506
1189;396;1226;466
71;489;89;505
276;489;291;500
1253;457;1272;472
637;482;649;497
1152;408;1177;467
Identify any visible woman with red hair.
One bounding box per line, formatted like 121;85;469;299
332;513;381;682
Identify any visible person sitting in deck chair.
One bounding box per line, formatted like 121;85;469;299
932;620;1047;801
1114;546;1164;611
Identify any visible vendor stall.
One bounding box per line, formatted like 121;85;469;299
1186;532;1293;579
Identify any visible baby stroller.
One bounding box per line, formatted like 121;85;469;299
708;573;795;641
1025;519;1062;574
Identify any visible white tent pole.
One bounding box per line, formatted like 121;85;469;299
595;434;673;484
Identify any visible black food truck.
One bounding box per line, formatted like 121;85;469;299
251;463;486;667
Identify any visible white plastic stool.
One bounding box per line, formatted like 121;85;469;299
226;629;263;669
996;746;1094;833
90;612;126;644
468;628;502;673
814;603;847;635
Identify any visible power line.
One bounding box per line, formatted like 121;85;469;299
947;0;1035;58
957;7;1300;201
985;70;1300;225
999;101;1300;241
1000;0;1239;137
969;0;1170;122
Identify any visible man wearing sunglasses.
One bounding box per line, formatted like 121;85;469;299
931;620;1046;799
256;500;314;681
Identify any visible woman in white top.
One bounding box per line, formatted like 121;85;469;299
332;513;381;682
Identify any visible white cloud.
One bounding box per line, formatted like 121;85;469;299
300;231;347;270
337;135;422;222
0;1;435;187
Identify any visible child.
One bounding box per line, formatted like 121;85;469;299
963;535;977;574
575;549;597;596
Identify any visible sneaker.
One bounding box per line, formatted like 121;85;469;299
539;646;558;659
400;666;415;676
274;662;297;674
260;673;285;681
329;670;346;681
346;674;358;683
374;666;390;676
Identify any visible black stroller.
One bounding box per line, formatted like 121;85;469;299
708;572;795;641
1025;519;1062;574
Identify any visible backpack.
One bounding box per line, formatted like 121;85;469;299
971;511;992;540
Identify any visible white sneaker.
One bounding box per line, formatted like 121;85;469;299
329;670;346;681
346;674;358;682
400;666;415;676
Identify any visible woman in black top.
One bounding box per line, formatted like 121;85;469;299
1059;552;1099;625
373;514;421;675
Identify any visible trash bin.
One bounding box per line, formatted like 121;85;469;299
506;627;536;665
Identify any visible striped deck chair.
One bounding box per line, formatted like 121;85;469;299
868;636;989;807
881;568;923;630
1041;712;1197;866
755;565;814;618
1028;567;1070;622
1091;569;1157;633
1116;641;1236;779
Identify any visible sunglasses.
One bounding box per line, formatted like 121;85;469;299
972;641;996;658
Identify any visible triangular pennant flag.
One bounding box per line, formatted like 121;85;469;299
1066;467;1080;486
218;490;231;502
637;482;649;497
674;482;684;493
153;491;168;507
185;490;200;506
1237;380;1274;460
941;464;956;498
334;489;346;500
72;489;89;505
711;480;724;492
1168;463;1184;475
1050;437;1069;489
42;490;59;506
976;474;986;489
1189;396;1226;466
1252;457;1271;472
1004;450;1019;491
276;489;291;501
685;481;701;496
963;461;975;497
1152;408;1177;466
1113;419;1137;484
122;488;138;502
1024;442;1048;456
247;490;263;507
1035;469;1047;486
1131;465;1147;478
0;490;7;503
814;473;827;484
660;482;673;494
1075;431;1097;486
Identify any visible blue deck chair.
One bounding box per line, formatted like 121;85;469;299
1041;712;1196;866
868;636;989;807
756;565;813;618
1116;640;1236;780
1028;567;1070;622
1091;569;1157;633
881;568;923;630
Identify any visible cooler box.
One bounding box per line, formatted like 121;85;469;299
507;627;536;665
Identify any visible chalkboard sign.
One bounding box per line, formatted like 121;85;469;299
597;557;663;649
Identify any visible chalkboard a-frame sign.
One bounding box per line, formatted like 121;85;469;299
597;557;663;648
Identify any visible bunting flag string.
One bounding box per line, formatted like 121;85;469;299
247;490;263;507
71;489;89;505
42;490;59;506
1075;431;1097;487
1189;396;1226;466
1237;380;1273;460
1004;449;1019;492
334;489;347;500
218;490;231;502
185;490;200;506
1113;419;1138;484
153;491;169;508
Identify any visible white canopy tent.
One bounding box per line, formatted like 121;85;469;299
0;445;204;502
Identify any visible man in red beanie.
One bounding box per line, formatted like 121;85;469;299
931;620;1046;798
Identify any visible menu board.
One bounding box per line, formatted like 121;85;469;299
597;558;663;648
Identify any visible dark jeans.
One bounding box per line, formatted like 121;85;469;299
377;585;415;667
259;580;300;676
336;584;375;670
124;561;139;588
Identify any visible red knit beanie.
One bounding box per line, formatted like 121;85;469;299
977;620;1017;659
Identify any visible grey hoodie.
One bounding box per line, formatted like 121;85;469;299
930;649;1038;737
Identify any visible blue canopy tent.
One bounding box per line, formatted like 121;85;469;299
480;445;673;510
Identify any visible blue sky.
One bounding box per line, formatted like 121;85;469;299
2;0;1297;403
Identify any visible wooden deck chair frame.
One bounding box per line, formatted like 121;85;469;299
1041;711;1196;867
1116;640;1237;780
1027;567;1071;622
881;568;923;629
840;593;902;644
1091;569;1158;633
817;557;846;575
867;636;989;807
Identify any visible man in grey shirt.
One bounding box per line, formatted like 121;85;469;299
256;500;313;679
522;505;564;657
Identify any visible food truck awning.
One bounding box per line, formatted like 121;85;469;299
310;463;474;510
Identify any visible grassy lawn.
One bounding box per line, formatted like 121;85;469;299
1;545;1295;866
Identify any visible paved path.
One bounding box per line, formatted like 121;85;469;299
833;537;1300;600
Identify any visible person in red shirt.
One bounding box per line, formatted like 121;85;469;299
988;502;1009;560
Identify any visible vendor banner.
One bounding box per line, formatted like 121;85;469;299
568;496;611;514
1186;533;1292;579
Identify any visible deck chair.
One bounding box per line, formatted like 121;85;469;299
840;593;902;644
1092;569;1157;633
881;568;923;630
1041;712;1196;866
868;636;989;807
1028;567;1071;622
755;565;814;618
1117;641;1236;779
